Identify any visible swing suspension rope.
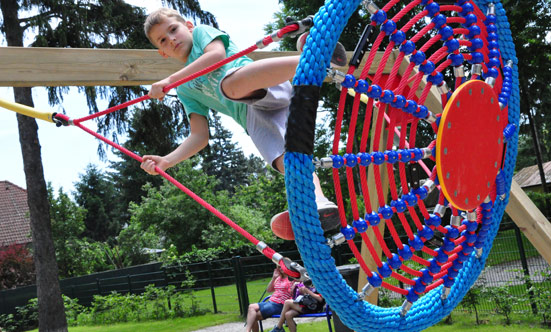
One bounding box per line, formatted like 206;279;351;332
284;0;518;331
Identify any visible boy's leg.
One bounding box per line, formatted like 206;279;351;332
284;308;302;332
273;155;324;198
271;155;340;238
274;300;294;329
221;56;300;100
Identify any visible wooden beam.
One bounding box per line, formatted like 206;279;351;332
0;46;393;87
506;180;551;265
0;47;182;87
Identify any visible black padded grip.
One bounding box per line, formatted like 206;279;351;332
285;85;320;155
350;25;375;68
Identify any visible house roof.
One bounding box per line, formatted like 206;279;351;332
513;161;551;189
0;181;32;247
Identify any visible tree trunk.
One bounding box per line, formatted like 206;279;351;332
15;90;68;332
0;0;68;330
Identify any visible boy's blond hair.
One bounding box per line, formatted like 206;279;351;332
144;8;187;44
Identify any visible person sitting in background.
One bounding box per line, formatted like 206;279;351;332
245;265;294;332
269;279;324;332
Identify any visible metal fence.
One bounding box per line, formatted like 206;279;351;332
1;221;549;317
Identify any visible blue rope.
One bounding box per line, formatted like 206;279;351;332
285;1;519;331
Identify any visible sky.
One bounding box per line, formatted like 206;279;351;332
0;0;281;193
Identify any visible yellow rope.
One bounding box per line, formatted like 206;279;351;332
0;98;55;123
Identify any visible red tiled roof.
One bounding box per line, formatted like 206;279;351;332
513;161;551;189
0;181;32;246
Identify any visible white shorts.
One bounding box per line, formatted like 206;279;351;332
220;67;292;170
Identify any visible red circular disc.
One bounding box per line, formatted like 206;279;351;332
436;80;504;211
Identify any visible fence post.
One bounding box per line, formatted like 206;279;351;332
232;256;250;317
127;275;133;294
232;256;244;316
238;257;250;313
96;278;102;295
514;225;538;314
207;260;218;313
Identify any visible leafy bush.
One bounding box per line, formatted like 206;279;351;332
75;283;207;326
0;244;35;290
484;285;518;325
0;298;38;332
377;288;402;308
461;281;486;325
524;269;551;327
62;295;85;326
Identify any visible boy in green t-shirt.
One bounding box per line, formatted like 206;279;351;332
140;8;345;239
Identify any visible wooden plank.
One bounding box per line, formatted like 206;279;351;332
357;121;389;305
0;46;181;87
506;180;551;265
0;47;393;87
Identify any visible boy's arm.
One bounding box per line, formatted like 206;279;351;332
141;113;209;175
149;39;227;100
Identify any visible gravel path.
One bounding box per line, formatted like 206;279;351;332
191;317;326;332
476;255;549;287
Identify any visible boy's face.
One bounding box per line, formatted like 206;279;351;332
149;16;194;62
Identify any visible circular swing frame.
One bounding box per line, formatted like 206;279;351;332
283;1;519;331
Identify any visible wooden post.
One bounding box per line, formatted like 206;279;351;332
356;107;389;305
506;180;551;265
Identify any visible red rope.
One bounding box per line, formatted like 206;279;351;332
53;24;303;272
330;0;499;297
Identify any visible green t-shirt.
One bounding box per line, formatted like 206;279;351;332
176;25;253;130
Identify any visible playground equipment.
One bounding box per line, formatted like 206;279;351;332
1;1;551;331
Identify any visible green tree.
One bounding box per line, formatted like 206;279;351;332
74;164;122;242
109;100;187;223
234;168;288;220
0;1;217;329
116;220;162;267
129;160;280;254
504;0;551;171
48;184;112;277
129;161;225;252
200;113;265;193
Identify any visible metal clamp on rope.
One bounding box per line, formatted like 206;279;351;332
327;232;346;248
357;282;377;300
280;257;310;282
52;113;71;127
283;15;314;38
313;156;334;169
326;68;346;85
400;300;413;316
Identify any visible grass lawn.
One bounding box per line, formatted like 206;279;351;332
27;312;241;332
26;311;551;332
179;277;273;314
